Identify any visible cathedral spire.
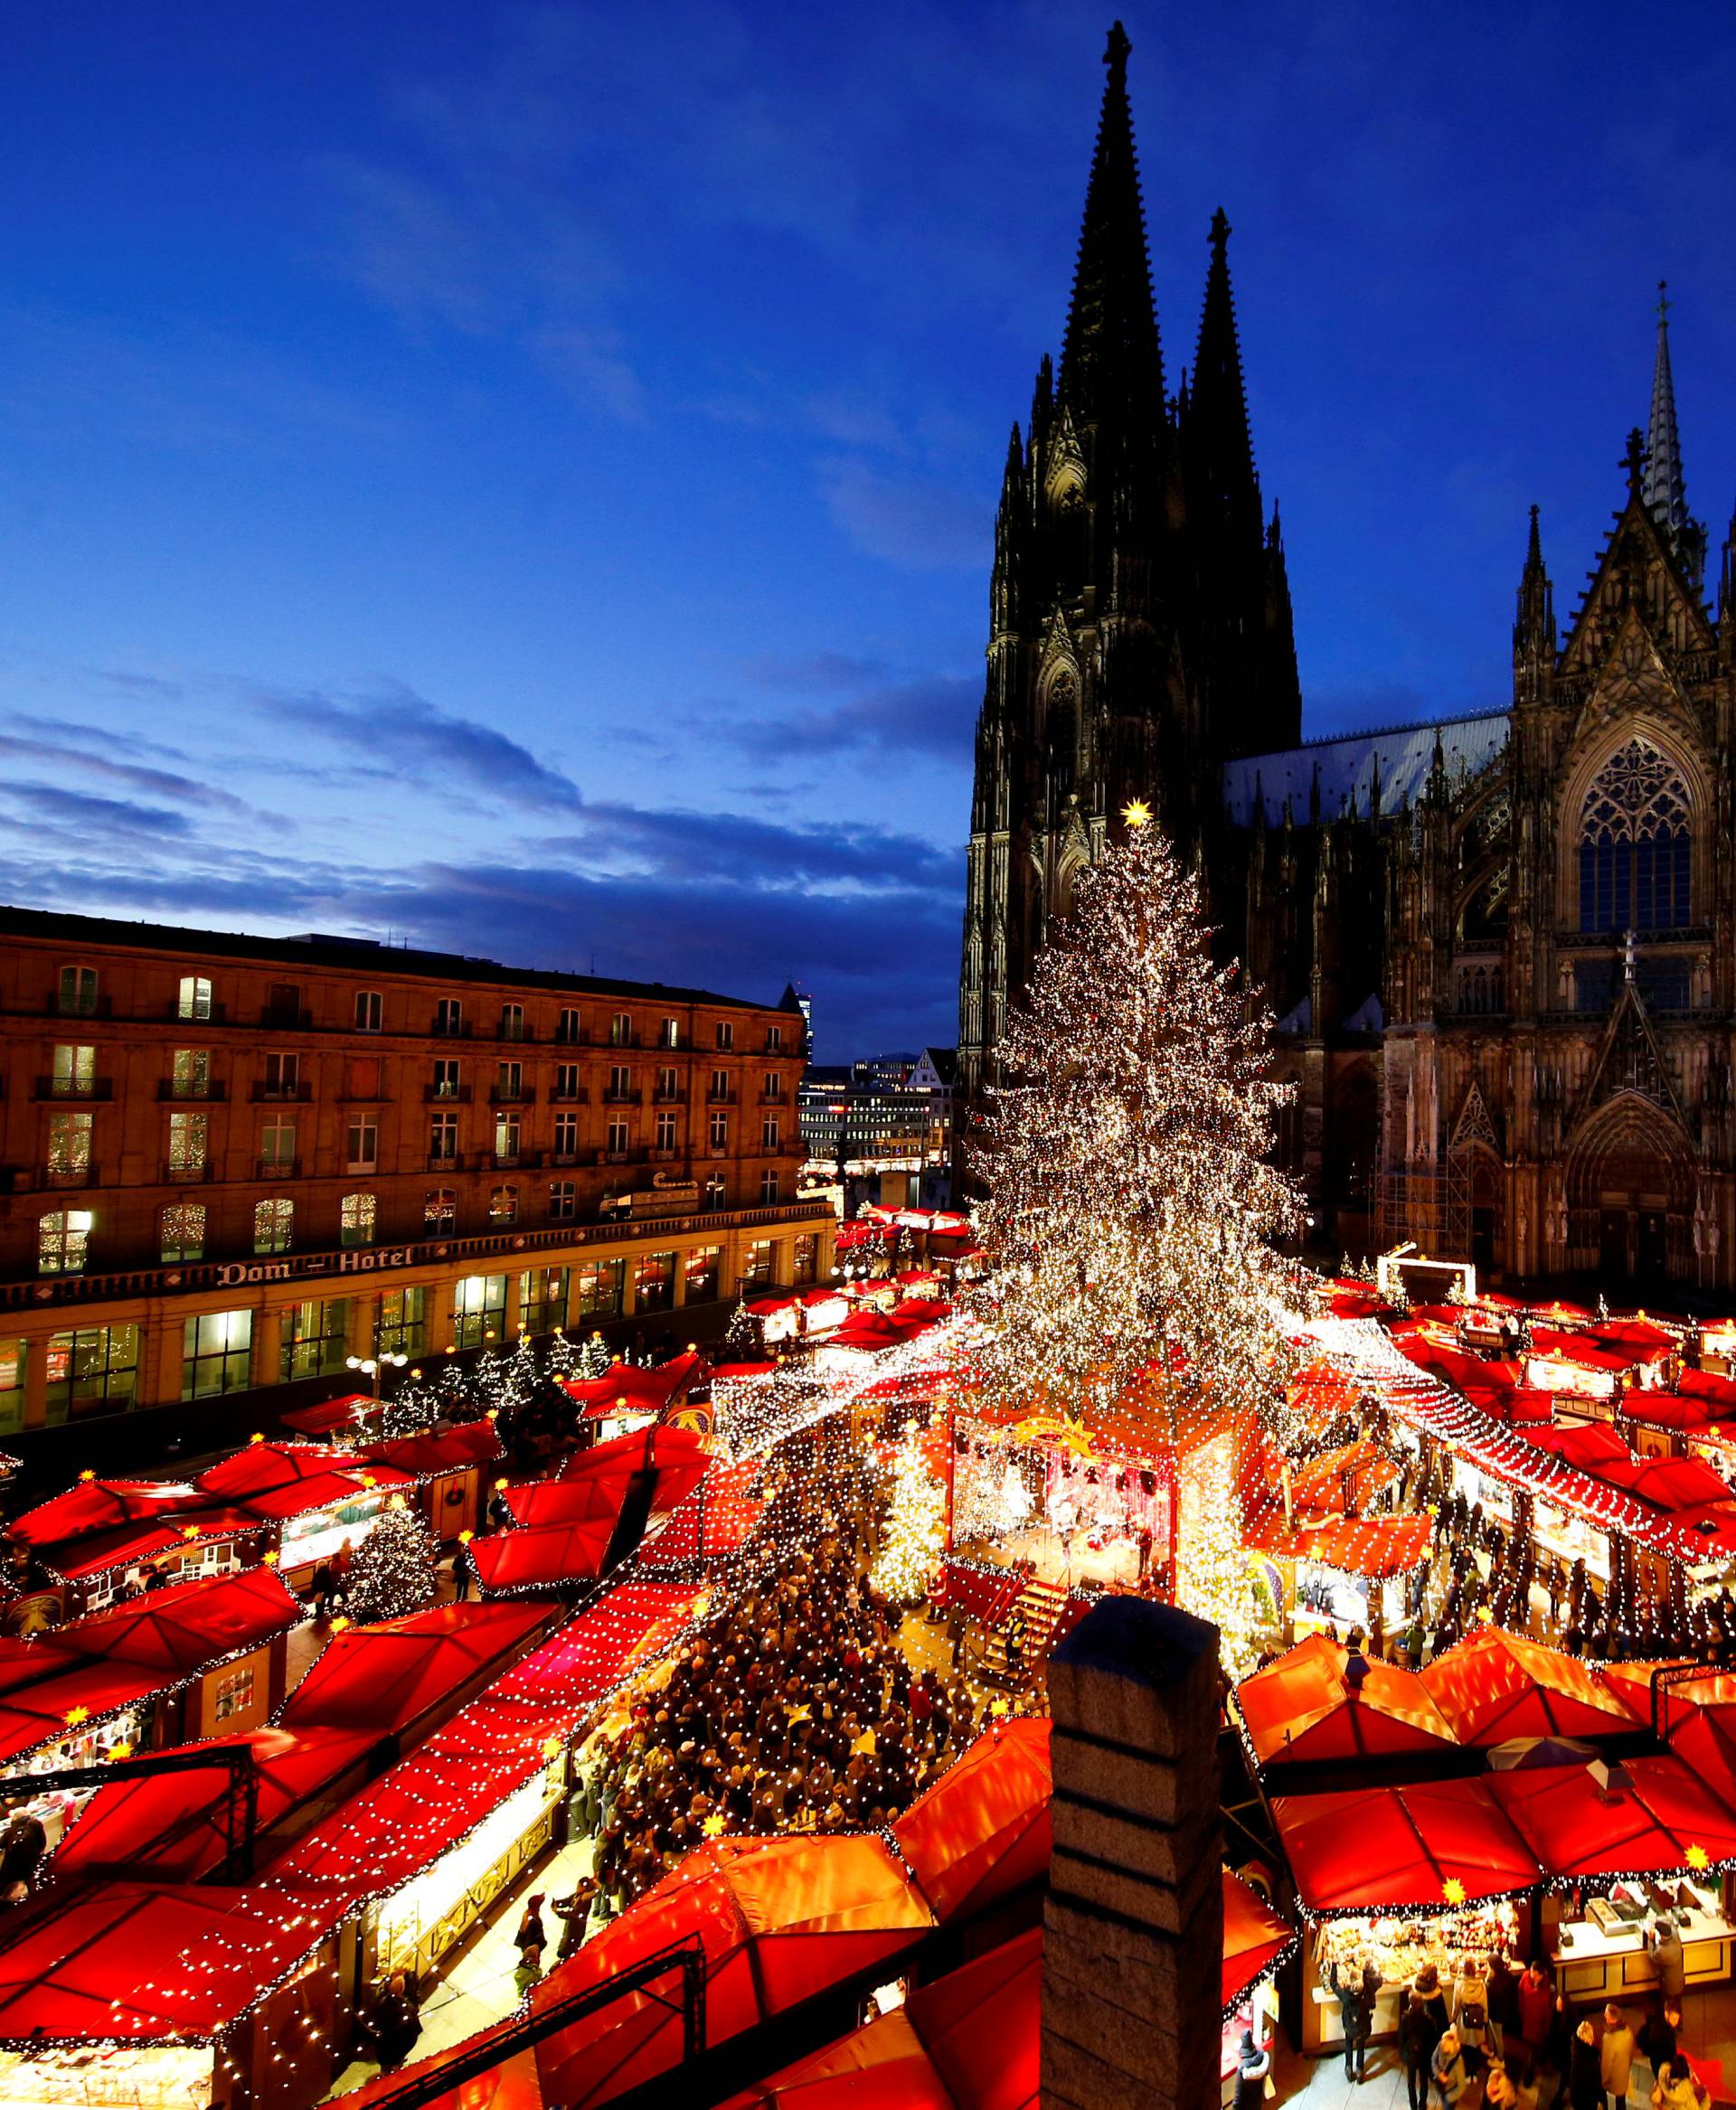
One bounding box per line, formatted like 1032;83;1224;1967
1057;22;1164;424
1643;281;1708;589
1187;207;1260;549
1514;503;1555;679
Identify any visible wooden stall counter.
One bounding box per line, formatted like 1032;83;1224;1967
1553;1907;1733;2004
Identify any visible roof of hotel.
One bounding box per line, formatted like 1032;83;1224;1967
1222;711;1510;825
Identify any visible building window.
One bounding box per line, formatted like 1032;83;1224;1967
254;1197;294;1254
263;1051;300;1098
354;989;382;1032
655;1111;678;1152
51;1044;95;1096
177;975;212;1022
715;1021;734;1051
488;1184;519;1225
432;1059;460;1098
500;1002;525;1041
280;1297;353;1382
635;1251;675;1310
58;966;99;1016
759;1170;780;1204
341;1192;376;1247
520;1266;569;1334
710;1111;728;1150
703;1174;726;1210
1578;737;1694;934
496;1060;523;1099
608;1064;632;1101
260;1116;297;1172
710;1069;731;1101
160;1203;206;1263
183;1309;253;1399
765;1073;784;1101
376;1286;428;1357
556;1006;581;1044
768;1024;783;1052
793;1233;817;1286
554;1062;580;1100
172;1048;212;1099
39;1208;92;1276
47;1109;94;1182
761;1114;780;1151
167;1109;208;1174
46;1324;138;1422
743;1238;774;1289
548;1179;576;1220
684;1246;721;1304
659;1017;680;1049
609;1013;632;1047
424;1186;456;1234
606;1118;629;1157
435;998;463;1036
656;1066;677;1101
552;1111;580;1163
0;1340;24;1438
345;1115;378;1173
452;1274;507;1350
429;1113;458;1167
575;1258;625;1320
494;1114;521;1164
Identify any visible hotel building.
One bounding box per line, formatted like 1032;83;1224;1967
0;909;832;1441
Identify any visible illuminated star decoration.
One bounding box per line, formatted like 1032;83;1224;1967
1120;796;1154;830
1442;1878;1467;1907
702;1812;728;1839
784;1702;812;1725
1686;1844;1711;1871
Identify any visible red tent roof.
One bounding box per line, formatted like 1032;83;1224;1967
555;1421;708;1484
531;1835;934;2107
1288;1437;1401;1517
559;1354;708;1418
470;1518;616;1596
1237;1634;1458;1768
892;1718;1052;1922
640;1464;765;1565
52;1724;376;1881
1273;1777;1540;1912
1598;1454;1736;1513
1421;1629;1641;1745
1222;1870;1295;2011
231;1465;415;1522
1517;1422;1633;1469
278;1393;374;1436
361;1420;504;1477
196;1442;369;1499
504;1479;625;1530
47;1563;302;1681
279;1600;549;1732
1488;1755;1736;1878
1528;1329;1636;1374
41;1504;263;1584
1245;1514;1434;1580
9;1477;203;1550
1681;1369;1736;1410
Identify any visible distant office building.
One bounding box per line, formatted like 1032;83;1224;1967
798;1049;955;1209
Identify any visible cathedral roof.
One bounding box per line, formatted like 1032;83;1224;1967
1221;711;1509;825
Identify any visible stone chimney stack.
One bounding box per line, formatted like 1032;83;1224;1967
1043;1596;1224;2110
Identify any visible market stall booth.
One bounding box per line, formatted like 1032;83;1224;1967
892;1716;1052;1922
1421;1628;1644;1745
1235;1633;1458;1768
1244;1514;1434;1646
558;1354;709;1443
1222;1871;1297;2099
361;1419;505;1541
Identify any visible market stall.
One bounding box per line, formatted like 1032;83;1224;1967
1235;1633;1457;1768
1244;1514;1433;1644
1421;1628;1643;1745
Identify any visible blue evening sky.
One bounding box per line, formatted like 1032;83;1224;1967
2;2;1731;1058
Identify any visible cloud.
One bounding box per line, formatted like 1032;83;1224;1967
0;782;195;837
0;731;250;814
820;458;987;570
539;801;955;894
708;674;977;766
260;683;583;811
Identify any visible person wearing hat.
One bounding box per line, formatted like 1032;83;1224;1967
1234;2027;1271;2110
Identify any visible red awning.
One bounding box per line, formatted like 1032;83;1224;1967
1529;1329;1636;1374
232;1465;417;1523
9;1478;203;1550
279;1600;550;1732
1597;1455;1736;1512
1681;1370;1736;1410
1288;1438;1401;1517
1236;1634;1458;1767
1516;1422;1633;1469
892;1718;1052;1922
470;1519;616;1596
1422;1629;1641;1745
52;1725;376;1881
279;1394;375;1437
45;1563;302;1681
559;1353;709;1419
1488;1755;1736;1878
640;1464;765;1565
1274;1777;1541;1913
197;1442;372;1499
361;1421;505;1478
505;1480;624;1530
42;1505;264;1585
1222;1870;1295;2010
1246;1514;1434;1581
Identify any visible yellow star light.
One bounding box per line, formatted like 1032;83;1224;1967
784;1702;812;1725
1686;1844;1711;1872
64;1706;90;1729
702;1812;728;1839
850;1728;878;1757
1442;1878;1467;1907
1121;797;1154;830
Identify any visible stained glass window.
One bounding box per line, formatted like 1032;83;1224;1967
1578;738;1691;932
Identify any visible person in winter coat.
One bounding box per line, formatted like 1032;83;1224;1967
1572;2021;1607;2110
514;1894;548;1966
1640;2006;1681;2089
1486;2058;1521;2110
1514;1960;1553;2057
1414;1964;1450;2050
1603;2004;1639;2110
373;1974;421;2071
1487;1953;1520;2059
1430;2029;1468;2109
1333;1953;1378;2082
1453;1959;1491;2071
1652;2064;1706;2110
1233;2029;1271;2110
551;1876;599;1962
1401;1992;1438;2110
1651;1923;1686;2004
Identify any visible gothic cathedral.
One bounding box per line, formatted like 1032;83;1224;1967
958;24;1736;1297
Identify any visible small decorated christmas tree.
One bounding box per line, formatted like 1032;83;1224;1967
871;1422;946;1605
578;1331;613;1381
503;1332;539;1410
546;1327;577;1381
344;1500;439;1623
382;1376;438;1439
722;1300;764;1362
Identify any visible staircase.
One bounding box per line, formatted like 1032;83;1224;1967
977;1576;1070;1686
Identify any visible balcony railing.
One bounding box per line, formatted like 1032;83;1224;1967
157;1079;226;1101
427;1152;460;1173
603;1088;641;1106
42;1163;97;1190
168;1000;228;1023
489;1085;533;1105
250;1081;312;1102
550;1086;590;1104
424;1084;472;1104
255;1156;301;1180
707;1088;738;1105
162;1160;214;1183
34;1077;113;1100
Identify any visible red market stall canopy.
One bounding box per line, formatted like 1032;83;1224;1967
470;1518;616;1596
1519;1423;1634;1469
1599;1455;1736;1513
39;1505;263;1586
197;1442;375;1500
892;1718;1052;1922
1222;1870;1296;2011
232;1466;416;1523
45;1562;300;1683
52;1723;376;1882
0;1879;336;2044
9;1476;203;1549
279;1393;375;1437
1595;1317;1678;1353
1528;1329;1637;1375
1288;1358;1362;1434
1237;1634;1458;1768
554;1422;710;1497
361;1421;505;1478
1681;1370;1736;1411
559;1355;708;1420
1626;1398;1718;1436
350;2044;542;2110
1421;1629;1641;1746
505;1479;626;1529
641;1464;766;1566
531;1834;936;2107
279;1600;551;1733
1487;1755;1736;1878
1288;1437;1401;1518
828;1310;917;1353
1245;1515;1434;1581
1274;1776;1541;1913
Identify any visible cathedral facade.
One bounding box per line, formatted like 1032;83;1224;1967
958;24;1736;1297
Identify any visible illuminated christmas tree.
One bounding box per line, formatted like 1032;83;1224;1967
344;1501;439;1623
972;810;1302;1432
578;1332;613;1380
545;1327;577;1380
871;1422;946;1605
1175;1430;1259;1677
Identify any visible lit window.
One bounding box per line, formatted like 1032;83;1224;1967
432;1059;460;1097
495;1115;521;1163
610;1013;632;1047
744;1237;774;1287
548;1180;576;1221
424;1187;456;1233
57;966;98;1016
259;1116;297;1171
575;1259;624;1318
452;1273;507;1349
660;1017;680;1049
703;1174;726;1210
182;1309;252;1399
280;1298;353;1382
172;1049;211;1098
45;1324;137;1420
656;1110;678;1150
684;1246;721;1303
51;1045;95;1096
167;1109;208;1173
38;1208;92;1276
793;1233;817;1286
341;1192;376;1247
768;1024;783;1052
0;1340;24;1438
489;1184;518;1225
177;975;212;1022
160;1202;206;1262
635;1251;674;1308
354;989;382;1032
519;1266;568;1333
47;1110;93;1182
254;1197;294;1255
376;1286;428;1356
